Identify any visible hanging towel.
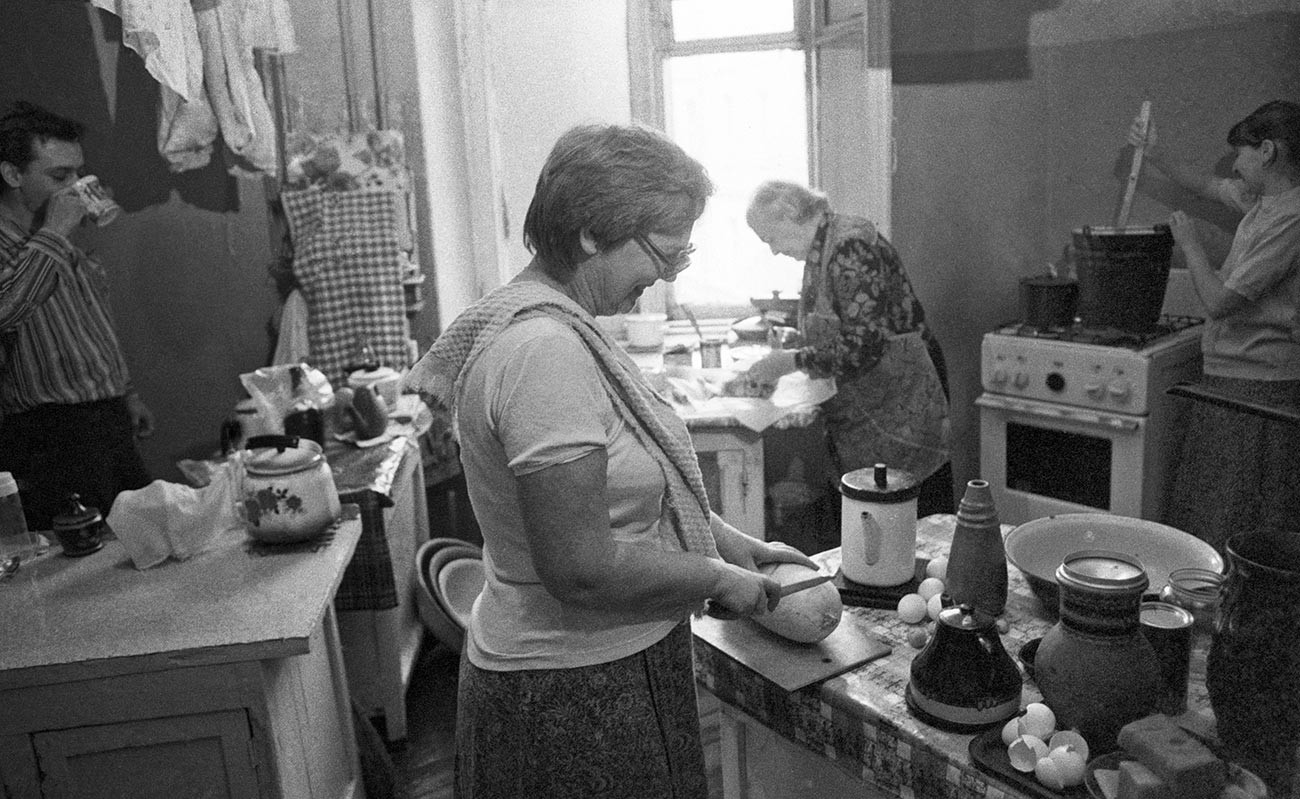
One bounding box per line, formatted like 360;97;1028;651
90;0;204;102
193;0;279;176
156;82;218;172
272;289;311;366
281;187;410;385
242;0;297;54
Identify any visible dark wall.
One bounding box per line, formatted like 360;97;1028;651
890;6;1300;489
0;3;280;480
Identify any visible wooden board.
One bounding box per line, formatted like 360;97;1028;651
691;611;891;693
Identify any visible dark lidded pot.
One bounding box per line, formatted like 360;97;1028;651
1033;550;1160;754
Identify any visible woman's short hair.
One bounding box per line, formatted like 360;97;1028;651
0;101;84;173
746;180;831;226
1228;100;1300;172
523;123;713;280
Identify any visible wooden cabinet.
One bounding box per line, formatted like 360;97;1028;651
690;425;766;540
0;518;365;798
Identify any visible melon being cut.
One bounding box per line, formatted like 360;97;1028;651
753;562;843;643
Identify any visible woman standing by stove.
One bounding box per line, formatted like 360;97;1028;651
1133;100;1300;549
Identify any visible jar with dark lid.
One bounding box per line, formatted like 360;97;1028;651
1034;549;1161;754
52;493;108;557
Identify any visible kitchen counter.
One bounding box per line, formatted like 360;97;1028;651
0;512;365;798
693;513;1215;799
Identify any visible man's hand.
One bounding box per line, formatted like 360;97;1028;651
126;394;155;439
41;184;89;239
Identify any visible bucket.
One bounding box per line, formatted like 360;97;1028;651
1071;225;1173;331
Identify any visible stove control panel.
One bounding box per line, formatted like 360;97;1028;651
980;332;1201;415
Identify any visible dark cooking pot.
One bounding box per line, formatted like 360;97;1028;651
1019;275;1078;330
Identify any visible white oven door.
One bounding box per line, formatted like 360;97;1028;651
976;393;1153;526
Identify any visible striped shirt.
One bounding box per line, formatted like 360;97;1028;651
0;216;131;414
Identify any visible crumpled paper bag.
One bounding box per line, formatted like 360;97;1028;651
239;362;334;435
108;458;244;569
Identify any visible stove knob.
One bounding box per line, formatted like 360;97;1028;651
1108;379;1132;401
990;368;1009;386
1084;381;1105;399
1046;373;1066;392
1013;372;1030;389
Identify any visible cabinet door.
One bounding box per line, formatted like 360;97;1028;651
33;710;259;799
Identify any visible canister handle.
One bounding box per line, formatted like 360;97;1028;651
859;510;883;566
246;434;300;453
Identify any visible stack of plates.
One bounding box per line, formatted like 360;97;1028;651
414;537;485;652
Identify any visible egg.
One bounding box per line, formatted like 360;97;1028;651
1048;729;1089;762
1044;746;1086;788
906;627;929;649
926;592;945;621
925;556;948;581
917;576;946;601
896;593;928;624
995;617;1010;634
1007;735;1048;772
1034;753;1067;789
1018;702;1056;740
1000;716;1021;747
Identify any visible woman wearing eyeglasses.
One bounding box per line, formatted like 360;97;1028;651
741;180;953;521
1129;101;1300;558
405;124;815;799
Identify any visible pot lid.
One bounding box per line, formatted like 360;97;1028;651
245;436;325;476
53;493;101;530
937;602;995;631
349;366;400;382
840;463;920;503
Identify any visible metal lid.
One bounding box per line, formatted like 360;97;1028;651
840;463;921;503
245;436;325;476
1139;601;1194;630
53;493;101;530
1057;549;1149;593
937;602;994;631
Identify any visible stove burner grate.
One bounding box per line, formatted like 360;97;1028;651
994;315;1202;349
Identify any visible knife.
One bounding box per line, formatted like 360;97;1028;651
704;574;833;619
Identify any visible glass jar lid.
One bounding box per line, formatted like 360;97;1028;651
1058;549;1149;594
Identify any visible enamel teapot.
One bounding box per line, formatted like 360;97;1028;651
239;435;340;544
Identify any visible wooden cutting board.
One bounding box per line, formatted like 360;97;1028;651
691;611;892;692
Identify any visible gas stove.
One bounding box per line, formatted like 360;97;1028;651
981;315;1204;415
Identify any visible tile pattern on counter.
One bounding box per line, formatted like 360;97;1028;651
693;514;1214;799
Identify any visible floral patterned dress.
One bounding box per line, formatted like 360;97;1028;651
796;213;950;481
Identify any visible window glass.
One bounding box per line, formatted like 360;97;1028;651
664;49;807;311
671;0;794;41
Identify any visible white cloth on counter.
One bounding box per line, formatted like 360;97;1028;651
654;367;836;432
108;459;243;570
91;0;204;102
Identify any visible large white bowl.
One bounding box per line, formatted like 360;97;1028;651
414;539;480;652
1004;513;1224;614
437;557;485;629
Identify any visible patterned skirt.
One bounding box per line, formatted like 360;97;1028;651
1163;375;1300;551
454;622;708;799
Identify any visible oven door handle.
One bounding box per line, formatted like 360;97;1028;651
976;394;1141;431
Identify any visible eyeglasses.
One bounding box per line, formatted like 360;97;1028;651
634;234;695;281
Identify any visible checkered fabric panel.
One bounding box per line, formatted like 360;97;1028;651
282;187;410;386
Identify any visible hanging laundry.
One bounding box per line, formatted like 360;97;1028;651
90;0;204;102
192;0;279;176
280;187;410;385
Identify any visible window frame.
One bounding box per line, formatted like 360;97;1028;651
626;0;890;322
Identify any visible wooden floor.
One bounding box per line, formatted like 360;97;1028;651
376;635;723;799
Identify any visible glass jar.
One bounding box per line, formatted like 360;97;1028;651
1158;567;1224;635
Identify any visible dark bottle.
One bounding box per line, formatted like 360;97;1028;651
944;479;1007;616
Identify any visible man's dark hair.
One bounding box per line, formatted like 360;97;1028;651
0;101;84;172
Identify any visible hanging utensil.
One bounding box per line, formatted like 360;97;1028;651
1115;100;1152;229
680;303;704;344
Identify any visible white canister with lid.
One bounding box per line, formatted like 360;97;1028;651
839;463;920;586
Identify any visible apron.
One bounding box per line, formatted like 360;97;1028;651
800;215;950;480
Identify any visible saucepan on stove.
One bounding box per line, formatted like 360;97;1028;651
1018;274;1079;330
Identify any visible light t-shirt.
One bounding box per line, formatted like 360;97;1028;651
1202;181;1300;380
455;315;684;671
